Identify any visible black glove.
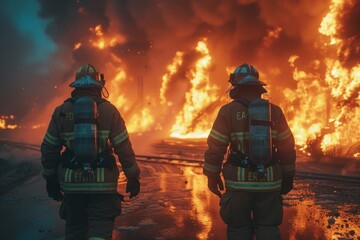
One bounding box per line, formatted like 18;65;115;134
207;175;224;198
46;178;63;202
126;177;140;199
281;176;293;195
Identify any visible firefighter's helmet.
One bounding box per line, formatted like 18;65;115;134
69;64;104;88
229;63;266;86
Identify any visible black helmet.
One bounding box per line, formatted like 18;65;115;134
69;64;104;89
229;63;266;86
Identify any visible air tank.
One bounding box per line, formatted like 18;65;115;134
73;96;98;168
248;98;272;173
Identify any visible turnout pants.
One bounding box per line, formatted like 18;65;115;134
60;193;122;240
220;190;283;240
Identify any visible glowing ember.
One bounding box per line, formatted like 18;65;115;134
87;24;125;50
73;42;82;50
89;24;104;36
263;27;283;47
0;115;18;130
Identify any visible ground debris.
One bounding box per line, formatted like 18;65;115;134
328;217;336;225
117;226;140;231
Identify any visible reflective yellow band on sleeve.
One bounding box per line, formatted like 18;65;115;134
225;179;282;191
60;132;74;148
277;129;292;141
44;132;61;146
282;164;295;172
111;130;129;146
60;132;74;139
43;168;57;176
204;161;221;173
209;129;229;143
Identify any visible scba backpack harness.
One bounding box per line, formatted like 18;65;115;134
228;98;275;179
57;97;119;193
60;96;116;171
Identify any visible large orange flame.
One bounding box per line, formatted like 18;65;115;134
283;55;328;152
282;0;360;158
5;2;357;160
160;51;184;106
169;39;219;138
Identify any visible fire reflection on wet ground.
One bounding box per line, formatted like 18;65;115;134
0;139;359;239
282;180;360;240
114;139;360;240
114;166;360;240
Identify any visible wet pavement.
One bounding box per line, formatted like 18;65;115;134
114;162;360;240
0;139;359;240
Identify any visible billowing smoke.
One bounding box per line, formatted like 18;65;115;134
35;0;332;102
1;0;359;153
0;8;72;126
336;0;360;67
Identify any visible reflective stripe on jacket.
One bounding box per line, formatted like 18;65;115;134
203;98;296;192
41;91;140;193
58;167;119;193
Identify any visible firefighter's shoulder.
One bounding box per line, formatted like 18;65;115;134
218;100;248;114
269;102;285;117
97;100;125;119
97;100;115;111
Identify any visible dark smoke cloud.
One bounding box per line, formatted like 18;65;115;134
337;0;360;67
0;10;66;123
36;0;331;85
38;0;109;46
3;0;349;129
0;11;32;118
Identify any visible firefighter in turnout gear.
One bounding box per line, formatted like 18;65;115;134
41;64;140;240
203;63;296;240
